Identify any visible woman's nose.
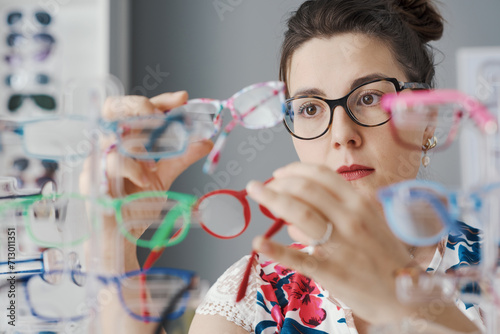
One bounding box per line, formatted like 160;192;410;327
329;105;362;149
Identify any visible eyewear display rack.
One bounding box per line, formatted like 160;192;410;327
0;0;119;333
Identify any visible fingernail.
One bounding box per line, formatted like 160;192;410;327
253;236;271;253
246;180;264;195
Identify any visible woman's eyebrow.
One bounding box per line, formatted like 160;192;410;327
291;87;326;97
291;73;389;98
349;73;388;90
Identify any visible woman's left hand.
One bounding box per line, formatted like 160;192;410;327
246;162;417;325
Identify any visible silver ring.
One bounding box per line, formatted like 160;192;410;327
310;222;333;247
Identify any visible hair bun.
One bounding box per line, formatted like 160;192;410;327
393;0;444;43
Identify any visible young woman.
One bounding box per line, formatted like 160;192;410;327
92;0;484;333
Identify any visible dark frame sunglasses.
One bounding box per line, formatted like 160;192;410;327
8;94;56;112
7;11;52;26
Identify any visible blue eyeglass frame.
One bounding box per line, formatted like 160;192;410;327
0;267;196;323
100;113;193;162
378;179;497;246
0;116;95;161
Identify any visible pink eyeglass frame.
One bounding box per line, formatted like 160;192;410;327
381;89;498;151
174;81;286;174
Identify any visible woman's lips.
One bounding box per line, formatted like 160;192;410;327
336;165;375;181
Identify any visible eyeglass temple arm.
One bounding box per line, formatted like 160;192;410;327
399;82;431;90
460;96;498;134
236;218;285;302
140;204;191;320
203;89;282;175
203;119;238;174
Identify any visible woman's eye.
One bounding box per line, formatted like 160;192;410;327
358;92;382;107
298;102;324;117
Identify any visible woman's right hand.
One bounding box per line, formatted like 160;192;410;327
79;90;213;270
98;90;213;197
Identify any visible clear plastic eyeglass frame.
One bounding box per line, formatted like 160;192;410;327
99;113;195;162
168;81;286;174
377;179;496;246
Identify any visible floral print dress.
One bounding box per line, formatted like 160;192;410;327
196;221;483;333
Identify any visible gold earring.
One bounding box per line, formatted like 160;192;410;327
421;136;437;167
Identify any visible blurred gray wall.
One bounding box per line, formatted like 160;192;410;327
124;0;500;284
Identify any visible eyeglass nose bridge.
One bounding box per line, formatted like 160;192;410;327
323;94;363;128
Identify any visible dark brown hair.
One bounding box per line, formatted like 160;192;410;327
279;0;444;96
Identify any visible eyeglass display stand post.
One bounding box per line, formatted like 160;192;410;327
457;46;500;334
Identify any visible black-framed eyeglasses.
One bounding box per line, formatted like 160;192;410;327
283;77;430;140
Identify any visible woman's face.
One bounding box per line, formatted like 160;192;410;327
288;33;426;201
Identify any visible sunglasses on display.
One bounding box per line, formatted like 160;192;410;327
8;94;56;112
10;158;58;188
5;73;50;88
7;32;55;48
12;158;59;173
0;177;56;200
6;10;52;27
4;49;53;65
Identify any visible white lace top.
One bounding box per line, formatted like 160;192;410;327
196;223;484;333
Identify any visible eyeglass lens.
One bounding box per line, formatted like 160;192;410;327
232;84;284;129
196;192;248;238
388;101;462;152
388;187;448;241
